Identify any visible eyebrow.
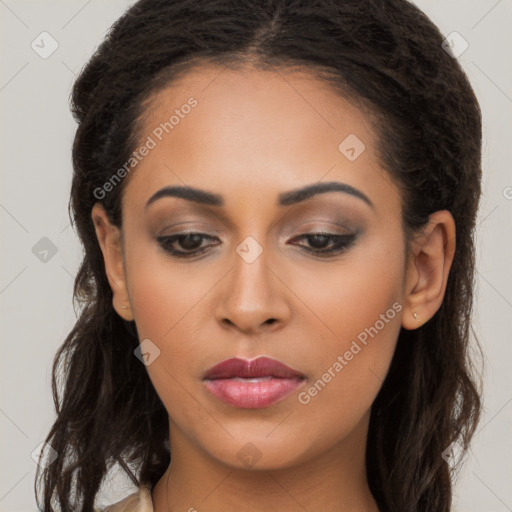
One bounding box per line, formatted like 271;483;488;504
145;181;374;210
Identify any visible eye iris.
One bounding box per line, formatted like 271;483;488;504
180;233;203;250
308;234;330;249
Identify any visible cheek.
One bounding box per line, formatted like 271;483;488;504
286;226;404;353
125;253;213;423
281;230;404;428
124;243;211;377
126;240;209;339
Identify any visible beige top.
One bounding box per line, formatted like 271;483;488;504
101;486;154;512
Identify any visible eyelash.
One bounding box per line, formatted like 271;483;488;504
156;231;356;259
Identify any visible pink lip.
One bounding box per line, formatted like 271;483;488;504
203;356;306;409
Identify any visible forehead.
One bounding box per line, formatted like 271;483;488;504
122;65;398;216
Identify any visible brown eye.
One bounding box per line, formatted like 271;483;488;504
157;232;220;257
156;231;357;259
289;232;357;257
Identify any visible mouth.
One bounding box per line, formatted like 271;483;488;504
202;356;306;409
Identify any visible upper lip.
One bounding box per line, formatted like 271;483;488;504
203;356;305;380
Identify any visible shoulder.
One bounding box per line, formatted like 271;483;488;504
97;485;154;512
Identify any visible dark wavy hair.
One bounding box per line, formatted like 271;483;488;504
35;0;483;510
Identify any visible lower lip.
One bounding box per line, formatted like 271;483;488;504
203;377;305;408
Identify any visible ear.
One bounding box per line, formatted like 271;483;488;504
402;210;456;330
91;202;134;321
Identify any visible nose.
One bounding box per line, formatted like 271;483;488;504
215;243;291;335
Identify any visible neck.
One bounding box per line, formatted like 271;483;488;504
152;413;378;512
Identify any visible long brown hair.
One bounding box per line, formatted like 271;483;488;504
35;1;483;510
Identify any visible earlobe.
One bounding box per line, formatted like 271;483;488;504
91;202;134;321
402;210;456;330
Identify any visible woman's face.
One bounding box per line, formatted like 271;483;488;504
95;65;413;470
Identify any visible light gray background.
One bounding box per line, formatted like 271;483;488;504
1;1;511;511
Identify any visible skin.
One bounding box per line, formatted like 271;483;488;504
92;65;455;512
